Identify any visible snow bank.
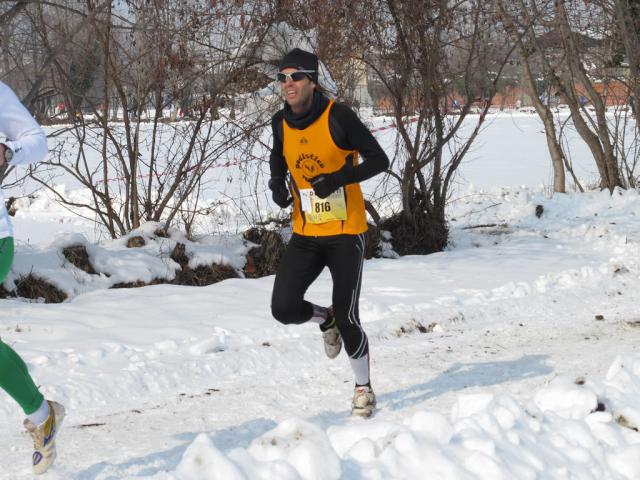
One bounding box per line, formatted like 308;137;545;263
8;186;640;305
2;222;250;299
166;356;640;480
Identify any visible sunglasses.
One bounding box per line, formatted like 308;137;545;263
276;70;315;83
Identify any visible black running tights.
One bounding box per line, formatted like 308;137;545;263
271;233;368;359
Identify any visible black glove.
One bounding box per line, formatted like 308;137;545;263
309;155;355;199
268;177;293;208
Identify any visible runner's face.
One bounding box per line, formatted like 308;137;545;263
280;68;315;114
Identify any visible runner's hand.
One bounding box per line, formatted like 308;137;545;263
309;155;355;199
268;177;293;208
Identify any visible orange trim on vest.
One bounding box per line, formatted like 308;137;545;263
283;101;368;236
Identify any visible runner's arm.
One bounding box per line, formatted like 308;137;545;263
0;81;48;166
330;104;389;183
269;111;288;179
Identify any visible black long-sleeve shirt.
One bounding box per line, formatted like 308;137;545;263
269;94;389;183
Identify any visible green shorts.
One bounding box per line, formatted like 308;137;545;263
0;236;45;415
0;236;14;283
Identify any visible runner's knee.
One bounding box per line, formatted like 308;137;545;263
271;301;306;325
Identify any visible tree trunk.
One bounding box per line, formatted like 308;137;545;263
554;1;622;190
496;0;566;192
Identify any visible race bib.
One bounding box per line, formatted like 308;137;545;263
299;188;347;224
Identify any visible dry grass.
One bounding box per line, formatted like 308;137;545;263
364;223;383;259
173;263;239;286
381;211;448;255
63;244;96;274
243;227;286;278
0;274;67;303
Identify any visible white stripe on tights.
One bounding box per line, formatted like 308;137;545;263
350;233;367;359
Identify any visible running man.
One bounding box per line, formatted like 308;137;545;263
0;80;65;474
269;49;389;417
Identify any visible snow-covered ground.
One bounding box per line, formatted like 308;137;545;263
1;112;640;479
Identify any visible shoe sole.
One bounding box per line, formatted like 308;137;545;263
325;344;342;359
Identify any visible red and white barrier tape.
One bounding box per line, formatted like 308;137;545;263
94;158;251;185
95;117;413;185
369;116;418;133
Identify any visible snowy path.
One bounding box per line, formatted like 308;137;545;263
2;295;637;479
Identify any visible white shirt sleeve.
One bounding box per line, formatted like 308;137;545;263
0;81;48;166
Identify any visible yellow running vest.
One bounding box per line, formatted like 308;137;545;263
283;101;368;236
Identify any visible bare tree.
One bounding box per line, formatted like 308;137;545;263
29;0;275;238
594;0;640;185
344;0;511;254
606;0;640;119
555;1;624;190
0;1;27;28
497;0;571;192
498;0;639;191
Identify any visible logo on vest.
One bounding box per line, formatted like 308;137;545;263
300;137;309;145
295;153;324;180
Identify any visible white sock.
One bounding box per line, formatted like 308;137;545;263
27;399;50;426
350;354;370;386
309;304;328;325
